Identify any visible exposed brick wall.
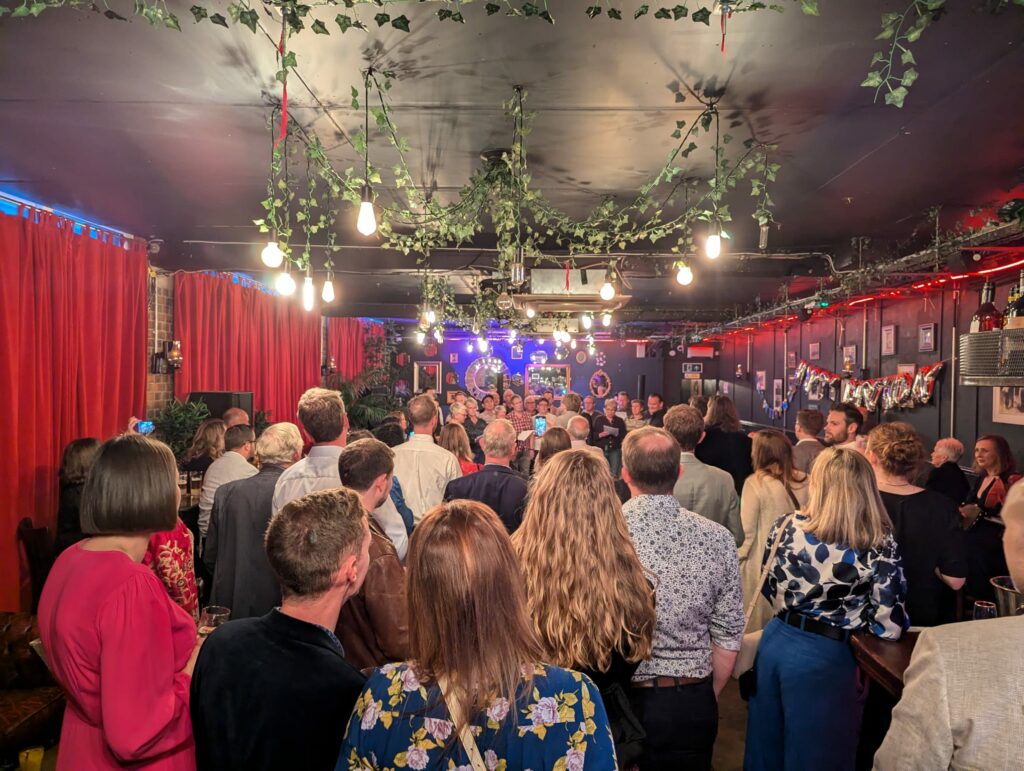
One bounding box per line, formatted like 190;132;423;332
146;272;175;415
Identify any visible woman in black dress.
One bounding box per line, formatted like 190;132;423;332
867;423;966;626
53;437;102;555
179;417;226;476
694;395;753;494
591;399;627;478
925;437;971;505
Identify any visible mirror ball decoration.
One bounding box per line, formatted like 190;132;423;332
530;350;548;365
511;373;524;387
464;356;512;399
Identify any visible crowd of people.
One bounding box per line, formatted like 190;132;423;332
36;384;1024;770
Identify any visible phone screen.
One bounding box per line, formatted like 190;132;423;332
534;415;547;437
137;421;155;435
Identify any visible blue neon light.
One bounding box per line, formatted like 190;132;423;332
0;190;132;242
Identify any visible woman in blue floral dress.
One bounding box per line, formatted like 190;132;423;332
744;447;908;771
337;499;617;771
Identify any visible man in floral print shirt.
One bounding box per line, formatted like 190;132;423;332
620;427;744;771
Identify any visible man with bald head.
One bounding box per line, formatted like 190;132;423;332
876;480;1024;769
222;407;250;429
567;415;604;461
443;419;528;533
392;393;461;523
620;426;744;769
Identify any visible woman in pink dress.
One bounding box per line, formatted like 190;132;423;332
39;434;201;770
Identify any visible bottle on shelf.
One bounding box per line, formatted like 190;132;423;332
971;281;1003;333
1003;270;1024;330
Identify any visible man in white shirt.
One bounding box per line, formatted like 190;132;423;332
823;403;863;450
272;388;348;515
199;424;257;540
567;415;605;461
874;481;1024;769
792;409;825;474
392;393;461;523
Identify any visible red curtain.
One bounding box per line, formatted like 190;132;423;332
173;272;322;426
326;317;383;380
0;210;148;610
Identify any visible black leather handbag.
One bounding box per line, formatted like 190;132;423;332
599;681;646;769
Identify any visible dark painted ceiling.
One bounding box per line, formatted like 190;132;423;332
2;0;1023;321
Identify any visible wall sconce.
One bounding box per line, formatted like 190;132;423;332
150;341;182;374
735;363;744;379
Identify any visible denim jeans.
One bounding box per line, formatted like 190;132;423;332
744;617;867;771
604;448;622;478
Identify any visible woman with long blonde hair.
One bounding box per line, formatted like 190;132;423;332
738;430;809;633
438;422;481;476
744;447;908;771
513;449;654;767
340;499;616;770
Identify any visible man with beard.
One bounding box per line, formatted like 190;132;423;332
823;403;863;450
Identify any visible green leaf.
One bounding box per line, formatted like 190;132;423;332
700;111;713;131
350;85;359;109
189;5;208;22
654;7;671;18
884;85;908;108
238;8;258;32
164;12;181;30
585;5;602;18
870;51;884;66
103;7;127;20
673;4;688;20
28;2;46;15
800;0;819;15
11;3;31;17
607;7;622;19
860;71;883;88
391;15;411;31
901;67;918;87
209;12;228;27
539;10;553;22
311;18;329;34
634;4;649;17
485;2;501;14
906;25;924;42
876;26;895;40
281;51;297;69
335;13;354;32
522;2;539;15
437;8;452;20
900;47;916;66
227;2;241;22
374;11;390;25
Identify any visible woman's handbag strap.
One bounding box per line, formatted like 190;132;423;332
437;676;488;771
741;513;795;633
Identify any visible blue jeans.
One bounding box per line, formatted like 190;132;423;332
604;448;621;478
744;617;867;771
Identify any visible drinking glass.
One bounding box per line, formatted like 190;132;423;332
973;600;997;620
177;472;188;499
197;605;230;637
189;471;203;497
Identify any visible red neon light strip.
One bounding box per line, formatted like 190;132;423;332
975;257;1024;275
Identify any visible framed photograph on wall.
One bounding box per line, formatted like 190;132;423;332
993;386;1024;426
772;379;784;411
881;325;896;357
918;323;936;353
510;344;523;360
449;352;459;364
413;361;441;393
842;345;857;373
897;363;916;379
755;370;767;391
808;342;820;361
787;351;797;369
721;381;731;396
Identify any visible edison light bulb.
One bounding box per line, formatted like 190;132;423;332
676;263;694;286
433;327;444;343
466;341;473;353
581;313;593;330
599;281;616;301
525;306;536;319
302;276;315;311
261;240;284;268
602;312;612;327
509;329;517;342
426;309;436;325
478;337;489;353
357;200;377;236
705;233;722;260
321;279;335;303
570;338;577;350
275;270;296;296
415;330;426;345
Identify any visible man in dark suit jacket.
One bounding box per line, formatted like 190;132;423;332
204;423;303;619
647;393;667;428
443;419;528;533
191;488;370;771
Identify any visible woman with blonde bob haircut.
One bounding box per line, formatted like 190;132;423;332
340;500;616;770
738;430;809;634
180;418;226;475
744;448;908;771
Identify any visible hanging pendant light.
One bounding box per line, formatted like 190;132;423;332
276;268;296;296
302;272;315;312
356;69;377;236
599;263;617;301
705;225;722;260
675;261;694;286
602;311;612;327
261;237;284;268
322;276;336;303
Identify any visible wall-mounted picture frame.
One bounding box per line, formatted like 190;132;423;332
755;370;767;391
510;344;523;360
808;342;820;361
842;345;857;374
918;323;936;353
881;325;896;356
897;363;916;379
772;379;784;411
449;352;459;364
413;361;441;393
721;381;731;396
994;386;1024;426
787;351;797;369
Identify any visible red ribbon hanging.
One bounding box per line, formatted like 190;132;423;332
565;261;570;291
720;8;732;55
274;27;289;147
